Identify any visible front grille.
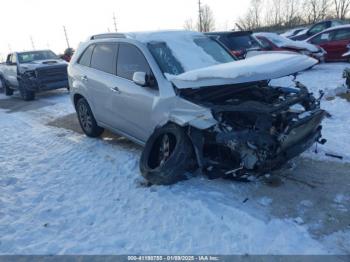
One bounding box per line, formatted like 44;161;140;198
36;65;68;84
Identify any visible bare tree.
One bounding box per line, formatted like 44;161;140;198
184;18;196;31
198;4;215;32
284;0;302;26
334;0;350;19
302;0;330;23
238;0;263;30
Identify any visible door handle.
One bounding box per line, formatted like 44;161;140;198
81;75;88;81
111;87;121;94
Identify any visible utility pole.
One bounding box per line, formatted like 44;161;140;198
30;36;36;50
63;26;70;48
198;0;203;32
113;13;118;32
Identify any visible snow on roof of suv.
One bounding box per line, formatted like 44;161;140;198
83;30;317;88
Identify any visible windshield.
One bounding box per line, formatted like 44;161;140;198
148;37;234;75
18;50;58;63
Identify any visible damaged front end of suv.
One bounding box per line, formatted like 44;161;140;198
178;80;326;180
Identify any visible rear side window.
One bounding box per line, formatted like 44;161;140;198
90;43;117;74
117;43;151;80
333;29;350;41
78;45;95;67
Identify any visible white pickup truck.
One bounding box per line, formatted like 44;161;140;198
0;50;68;100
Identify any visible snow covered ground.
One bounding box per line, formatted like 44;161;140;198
0;63;349;255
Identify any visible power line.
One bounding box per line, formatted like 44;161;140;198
113;13;118;32
30;36;36;50
63;26;70;48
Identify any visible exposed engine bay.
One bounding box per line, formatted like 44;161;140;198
178;81;327;179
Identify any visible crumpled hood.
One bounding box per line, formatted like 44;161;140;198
168;53;318;89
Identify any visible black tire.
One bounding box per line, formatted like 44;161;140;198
140;124;196;185
1;77;14;96
76;98;104;137
19;85;35;101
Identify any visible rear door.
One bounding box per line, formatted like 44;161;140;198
326;28;350;60
85;43;121;124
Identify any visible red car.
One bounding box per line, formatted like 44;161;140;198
254;32;325;62
306;25;350;62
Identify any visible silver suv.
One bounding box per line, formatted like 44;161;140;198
68;31;326;185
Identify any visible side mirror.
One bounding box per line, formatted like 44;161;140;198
132;72;147;86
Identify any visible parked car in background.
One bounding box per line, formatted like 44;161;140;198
306;25;350;62
69;31;325;185
205;31;263;59
290;20;346;41
281;27;307;38
255;32;326;61
0;50;68;100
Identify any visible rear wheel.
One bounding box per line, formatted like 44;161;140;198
140;124;196;185
76;98;104;137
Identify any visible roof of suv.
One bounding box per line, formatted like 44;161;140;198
89;30;204;43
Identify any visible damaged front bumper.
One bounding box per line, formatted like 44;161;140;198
189;109;326;179
19;66;68;92
184;83;327;179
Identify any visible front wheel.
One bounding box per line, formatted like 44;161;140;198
140;124;196;185
1;78;14;96
76;98;104;137
19;85;35;101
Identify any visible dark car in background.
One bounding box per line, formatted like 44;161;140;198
205;31;262;59
307;25;350;62
290;20;346;41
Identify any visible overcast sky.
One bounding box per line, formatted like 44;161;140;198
0;0;250;59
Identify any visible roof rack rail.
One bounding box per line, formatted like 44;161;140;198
90;33;126;40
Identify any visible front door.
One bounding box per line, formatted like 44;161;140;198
108;43;158;142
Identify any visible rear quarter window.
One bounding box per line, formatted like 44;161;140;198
78;45;95;67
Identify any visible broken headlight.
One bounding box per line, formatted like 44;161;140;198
24;70;37;78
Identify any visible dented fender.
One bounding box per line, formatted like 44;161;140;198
155;96;217;130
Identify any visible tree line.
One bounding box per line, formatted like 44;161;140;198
238;0;350;30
